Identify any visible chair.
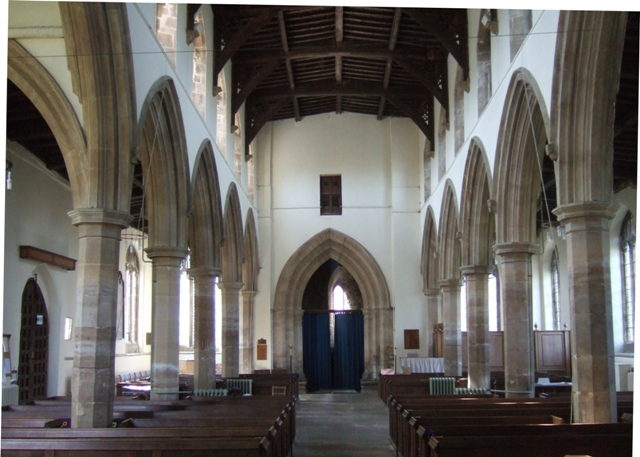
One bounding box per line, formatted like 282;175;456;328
401;366;412;375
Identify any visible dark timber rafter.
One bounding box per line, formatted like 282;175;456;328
211;6;464;148
378;8;402;120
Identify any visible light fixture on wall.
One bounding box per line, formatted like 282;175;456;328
6;159;13;190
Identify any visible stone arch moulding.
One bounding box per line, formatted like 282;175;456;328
189;139;223;275
243;209;259;292
460;138;494;267
222;182;244;283
420;206;439;292
7;39;88;208
493;68;550;246
438;180;461;281
273;229;393;380
137;76;191;249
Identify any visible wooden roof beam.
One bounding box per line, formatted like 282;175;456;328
404;8;469;81
277;11;301;122
245;98;289;154
336;7;344;113
250;80;434;100
186;4;202;45
394;57;447;113
231;59;281;115
385;94;434;143
378;8;402;120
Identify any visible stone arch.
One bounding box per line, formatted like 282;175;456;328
189;139;223;275
493;69;550;245
454;66;465;154
477;9;493;116
243;209;259;292
7;40;88;208
551;11;628;205
438;181;461;281
460;139;494;266
137;77;191;249
222;183;244;283
273;229;393;380
420;207;439;292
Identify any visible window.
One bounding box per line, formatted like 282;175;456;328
179;255;195;350
621;212;636;344
488;270;500;331
156;3;177;68
234;113;242;181
124;245;140;353
247;143;255;203
460;278;467;332
216;73;227;155
551;249;561;330
191;10;206;120
320;175;341;215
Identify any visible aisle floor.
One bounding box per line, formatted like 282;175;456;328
291;385;396;456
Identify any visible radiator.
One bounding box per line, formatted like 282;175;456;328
225;378;253;395
193;388;228;397
454;387;491;395
2;384;19;406
429;377;455;395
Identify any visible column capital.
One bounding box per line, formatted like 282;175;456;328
188;266;221;279
493;242;539;256
68;208;132;240
552;201;619;224
217;281;244;291
424;287;441;298
460;264;492;276
145;246;189;266
438;278;462;290
241;289;258;298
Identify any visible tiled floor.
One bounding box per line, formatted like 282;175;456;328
292;385;396;456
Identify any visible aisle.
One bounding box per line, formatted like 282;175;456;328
292;385;396;456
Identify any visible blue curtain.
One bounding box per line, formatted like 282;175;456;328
303;312;331;392
333;312;365;391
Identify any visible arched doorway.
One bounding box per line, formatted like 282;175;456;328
274;229;393;380
18;278;49;403
302;261;364;392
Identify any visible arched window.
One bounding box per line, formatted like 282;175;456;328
477;9;493;116
488;270;500;331
460;278;467;332
156;3;177;68
438;106;447;180
551;249;561;330
124;245;140;353
247;143;256;203
509;10;532;60
191;10;207;119
234;113;242;181
621;211;636;343
454;66;465;154
216;73;227;155
179;255;195;350
332;285;351;311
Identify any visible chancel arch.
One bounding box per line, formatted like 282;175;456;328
189;139;223;389
460;139;494;388
493;69;549;398
137;76;191;400
273;229;393;380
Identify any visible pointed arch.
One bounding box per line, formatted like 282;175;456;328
438;181;461;280
420;207;440;292
243;209;259;292
222;183;244;283
7;40;88;208
138;77;191;248
274;229;393;379
189;140;223;275
493;69;550;245
460;139;494;266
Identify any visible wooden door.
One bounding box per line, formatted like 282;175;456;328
18;278;49;403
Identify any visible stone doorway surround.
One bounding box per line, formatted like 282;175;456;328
273;229;393;380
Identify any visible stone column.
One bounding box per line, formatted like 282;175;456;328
145;246;188;401
190;267;218;390
424;288;441;357
69;209;131;429
461;265;491;389
553;202;618;423
439;279;462;376
494;242;537;398
218;281;243;377
240;290;256;374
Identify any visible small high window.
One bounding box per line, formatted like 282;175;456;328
320;175;342;215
